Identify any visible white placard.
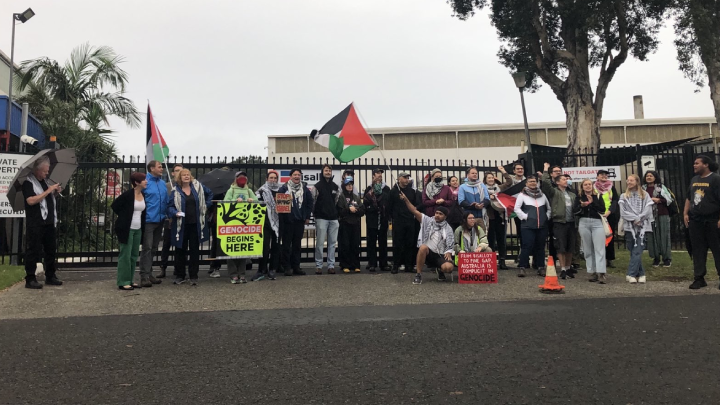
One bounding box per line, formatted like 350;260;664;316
641;156;656;173
562;166;622;181
0;153;32;217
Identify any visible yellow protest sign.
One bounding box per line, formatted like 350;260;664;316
215;202;266;259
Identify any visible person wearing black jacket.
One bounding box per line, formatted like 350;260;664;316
279;168;314;276
363;169;391;272
337;177;365;272
388;172;420;274
111;172;147;290
313;164;340;274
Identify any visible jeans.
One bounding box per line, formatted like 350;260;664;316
339;222;361;270
578;218;606;274
518;227;547;269
117;228;142;286
624;231;645;278
24;224;57;281
688;220;720;280
175;223;200;280
139;222;163;277
487;216;507;260
314;218;339;269
366;225;388;268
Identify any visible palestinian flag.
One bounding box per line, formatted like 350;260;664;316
492;180;526;218
310;103;376;163
146;104;169;163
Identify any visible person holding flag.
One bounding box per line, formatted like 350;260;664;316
139;160;167;288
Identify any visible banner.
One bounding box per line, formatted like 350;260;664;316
458;252;498;284
561;166;621;181
215;202;266;259
0;153;32;217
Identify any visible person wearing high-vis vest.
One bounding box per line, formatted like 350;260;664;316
594;169;620;268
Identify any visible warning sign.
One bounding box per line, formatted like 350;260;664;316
0;153;32;218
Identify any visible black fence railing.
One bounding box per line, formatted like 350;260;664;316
3;144;716;268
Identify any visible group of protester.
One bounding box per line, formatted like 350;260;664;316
18;154;720;291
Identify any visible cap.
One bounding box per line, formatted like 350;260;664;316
343;176;354;184
372;168;384;175
435;206;449;216
343;169;355;175
597;169;609;175
398;172;411;178
235;171;247;178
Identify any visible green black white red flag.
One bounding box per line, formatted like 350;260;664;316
310;103;377;163
146;104;170;163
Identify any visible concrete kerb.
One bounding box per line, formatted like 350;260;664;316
0;266;717;321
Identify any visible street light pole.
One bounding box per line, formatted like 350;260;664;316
512;71;535;174
5;8;35;153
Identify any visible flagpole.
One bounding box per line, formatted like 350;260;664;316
148;101;173;184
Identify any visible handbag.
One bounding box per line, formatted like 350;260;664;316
600;215;613;238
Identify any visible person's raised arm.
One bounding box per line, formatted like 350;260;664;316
399;191;423;222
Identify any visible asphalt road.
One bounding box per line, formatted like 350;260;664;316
1;295;719;404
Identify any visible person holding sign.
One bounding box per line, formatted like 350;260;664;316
337;177;365;273
226;171;257;202
254;170;282;281
167;169;213;286
111;172;147;290
278;168;314;276
454;211;492;257
513;175;551;278
398;191;454;285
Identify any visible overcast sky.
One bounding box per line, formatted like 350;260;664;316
1;0;715;159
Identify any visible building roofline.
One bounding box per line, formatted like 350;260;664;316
0;49;20;71
267;116;717;138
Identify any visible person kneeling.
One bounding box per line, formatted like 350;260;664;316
454;212;493;265
398;191;454;285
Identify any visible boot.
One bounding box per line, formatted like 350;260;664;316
499;260;508;270
157;266;167;279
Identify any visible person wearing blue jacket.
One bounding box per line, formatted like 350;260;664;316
139;160;169;287
278;168;314;276
458;166;491;231
167;168;213;285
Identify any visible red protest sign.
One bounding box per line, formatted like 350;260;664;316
457;252;498;284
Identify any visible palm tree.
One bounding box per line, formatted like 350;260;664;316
15;43;140;143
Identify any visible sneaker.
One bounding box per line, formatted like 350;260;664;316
25;279;43;289
629;277;638;284
292;269;306;276
148;275;162;285
381;266;391;272
251;272;266;281
354;268;361;273
517;268;526;278
343;268;350;273
663;260;672;268
638;276;646;284
689;279;707;289
209;270;221;278
589;273;598;282
328;268;336;274
368;267;376;273
141;277;153;288
436;269;446;282
173;277;186;285
652;258;661;268
607;260;616;268
559;270;567;280
391;267;399;274
599;274;607;284
566;270;575;279
537;268;546;277
498;260;508;270
399;265;406;272
625;275;633;282
231;276;241;284
267;270;277;280
284;269;293;277
240;276;247;283
190;279;198;286
413;273;422;285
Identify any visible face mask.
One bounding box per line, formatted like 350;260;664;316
433;177;442;184
566;179;573;187
236;177;247;187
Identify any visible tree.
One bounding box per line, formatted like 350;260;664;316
15;43;140;161
448;0;670;161
674;0;720;135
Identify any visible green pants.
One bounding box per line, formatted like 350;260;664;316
117;229;142;286
648;215;672;261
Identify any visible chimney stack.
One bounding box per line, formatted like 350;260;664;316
633;95;644;119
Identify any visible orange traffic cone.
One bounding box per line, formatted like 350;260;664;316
539;256;565;294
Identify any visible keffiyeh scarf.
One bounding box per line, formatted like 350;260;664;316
27;174;57;226
257;181;280;237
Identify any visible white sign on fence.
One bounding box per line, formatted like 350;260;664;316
562;166;622;181
641;156;656;173
0;153;32;218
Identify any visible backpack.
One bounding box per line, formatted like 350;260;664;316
667;188;680;217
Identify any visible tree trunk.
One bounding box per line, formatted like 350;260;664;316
708;60;720;147
563;81;600;167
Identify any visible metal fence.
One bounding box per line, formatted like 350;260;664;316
3;143;716;268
